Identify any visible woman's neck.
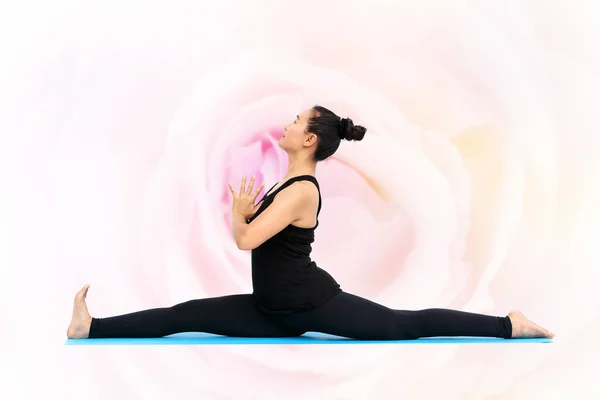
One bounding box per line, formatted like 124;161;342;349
284;156;316;180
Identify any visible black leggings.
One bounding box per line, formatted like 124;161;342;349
89;291;512;340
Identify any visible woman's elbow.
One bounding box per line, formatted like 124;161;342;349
237;236;257;251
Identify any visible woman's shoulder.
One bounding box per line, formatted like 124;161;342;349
291;179;320;197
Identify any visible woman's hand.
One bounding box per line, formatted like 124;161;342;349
229;176;264;220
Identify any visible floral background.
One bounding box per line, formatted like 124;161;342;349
1;0;599;398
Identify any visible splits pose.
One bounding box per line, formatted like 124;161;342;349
67;106;554;341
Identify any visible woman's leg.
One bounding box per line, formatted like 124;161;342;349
277;291;553;340
67;285;304;339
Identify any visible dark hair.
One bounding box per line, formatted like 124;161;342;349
307;105;367;161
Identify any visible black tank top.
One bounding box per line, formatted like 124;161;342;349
248;175;341;314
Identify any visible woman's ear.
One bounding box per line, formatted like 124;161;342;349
304;132;318;146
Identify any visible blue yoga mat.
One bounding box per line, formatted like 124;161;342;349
64;332;553;345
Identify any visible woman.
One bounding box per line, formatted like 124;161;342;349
67;105;554;340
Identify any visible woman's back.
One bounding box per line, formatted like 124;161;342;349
248;175;341;314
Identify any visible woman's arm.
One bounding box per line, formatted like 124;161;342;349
231;211;250;247
233;184;313;250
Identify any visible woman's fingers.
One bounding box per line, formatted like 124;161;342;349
239;176;246;195
252;183;264;199
233;176;262;199
246;176;256;195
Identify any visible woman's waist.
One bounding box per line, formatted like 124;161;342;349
251;252;312;266
251;263;338;287
251;259;315;278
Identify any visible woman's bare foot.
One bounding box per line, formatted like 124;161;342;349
67;284;93;339
508;310;555;339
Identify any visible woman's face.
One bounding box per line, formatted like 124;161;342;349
278;109;317;153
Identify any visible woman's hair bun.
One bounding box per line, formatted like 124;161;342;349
339;117;367;141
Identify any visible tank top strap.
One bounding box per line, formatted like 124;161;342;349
271;175;322;216
262;181;278;198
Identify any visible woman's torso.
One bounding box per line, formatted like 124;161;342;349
248;175;341;314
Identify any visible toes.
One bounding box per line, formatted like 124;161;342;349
75;284;90;301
